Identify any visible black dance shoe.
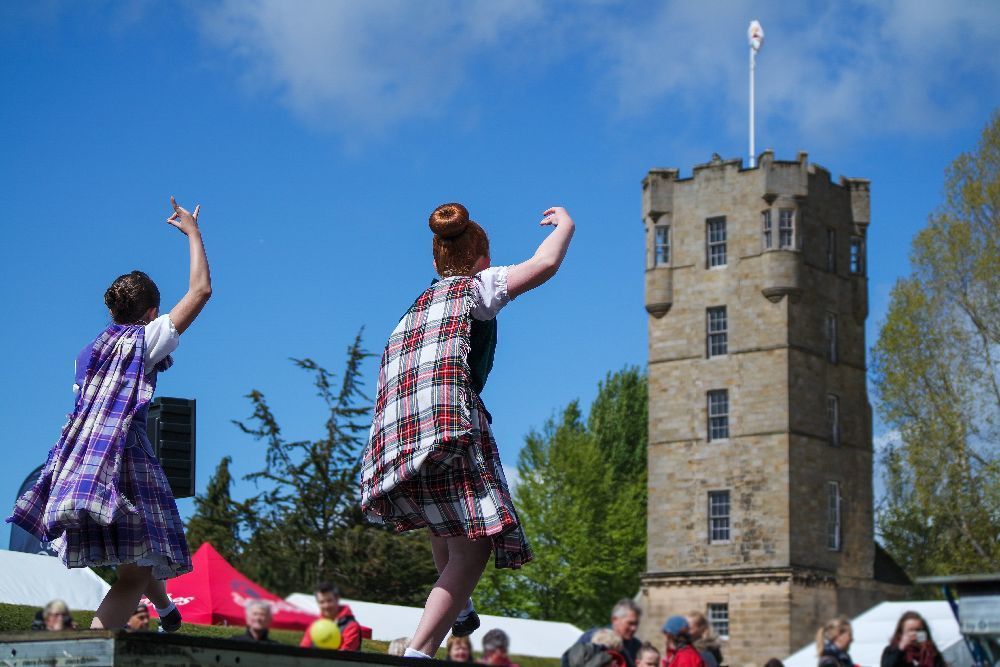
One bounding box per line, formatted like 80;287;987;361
451;611;480;638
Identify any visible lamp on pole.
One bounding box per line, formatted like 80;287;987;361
748;20;764;168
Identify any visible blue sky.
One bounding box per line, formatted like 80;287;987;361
1;1;998;548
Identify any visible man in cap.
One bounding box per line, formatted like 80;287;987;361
662;616;705;667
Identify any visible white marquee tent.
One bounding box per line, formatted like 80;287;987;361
287;593;584;658
784;601;973;667
0;550;110;612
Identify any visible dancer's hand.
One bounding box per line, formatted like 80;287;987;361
166;196;202;236
540;206;572;228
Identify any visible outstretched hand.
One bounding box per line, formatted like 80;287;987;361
540;206;572;228
166;196;201;236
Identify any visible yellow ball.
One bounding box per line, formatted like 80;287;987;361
309;618;342;649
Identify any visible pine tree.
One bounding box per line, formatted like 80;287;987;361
186;455;244;563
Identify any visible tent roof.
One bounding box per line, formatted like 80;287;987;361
287;593;584;658
159;543;318;631
784;601;973;667
0;550;110;612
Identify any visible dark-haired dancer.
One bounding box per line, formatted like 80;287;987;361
8;197;212;631
361;203;575;658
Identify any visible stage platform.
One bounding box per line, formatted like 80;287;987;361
0;630;430;667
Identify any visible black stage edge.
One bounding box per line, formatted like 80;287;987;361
0;630;447;666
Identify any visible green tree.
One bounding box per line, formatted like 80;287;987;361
479;367;648;627
185;455;246;563
233;331;439;599
872;111;1000;577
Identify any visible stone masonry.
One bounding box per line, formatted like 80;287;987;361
639;152;906;666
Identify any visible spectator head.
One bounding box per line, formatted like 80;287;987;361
636;642;661;667
685;612;712;642
592;628;624;652
610;599;642;641
662;616;691;645
482;628;511;663
891;611;933;647
447;634;474;662
43;600;70;631
245;600;273;636
815;617;852;655
388;637;410;657
763;659;785;667
127;603;150;631
314;582;342;620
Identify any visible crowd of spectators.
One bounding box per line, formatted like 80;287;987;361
25;592;951;667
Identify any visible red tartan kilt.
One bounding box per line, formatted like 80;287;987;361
364;396;533;569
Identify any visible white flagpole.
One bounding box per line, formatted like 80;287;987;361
748;21;764;168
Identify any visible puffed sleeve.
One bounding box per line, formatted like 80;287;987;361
144;314;180;373
470;265;513;321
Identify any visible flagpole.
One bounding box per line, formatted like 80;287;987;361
749;43;756;168
748;21;764;169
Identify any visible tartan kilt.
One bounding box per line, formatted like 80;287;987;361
361;277;533;569
49;426;192;580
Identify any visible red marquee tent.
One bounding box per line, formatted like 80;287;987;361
149;542;318;630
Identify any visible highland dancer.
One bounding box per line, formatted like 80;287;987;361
361;202;575;658
8;197;212;631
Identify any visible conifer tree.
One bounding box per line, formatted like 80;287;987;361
186;455;244;563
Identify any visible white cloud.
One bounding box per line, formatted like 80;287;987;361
194;1;1000;143
196;0;544;134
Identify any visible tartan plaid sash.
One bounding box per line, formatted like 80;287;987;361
362;277;477;506
8;324;158;540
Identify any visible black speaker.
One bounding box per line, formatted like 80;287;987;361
146;397;196;499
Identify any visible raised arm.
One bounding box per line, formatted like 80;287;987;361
164;196;212;334
506;206;575;299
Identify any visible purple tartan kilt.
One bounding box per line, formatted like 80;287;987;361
51;426;191;580
372;397;533;570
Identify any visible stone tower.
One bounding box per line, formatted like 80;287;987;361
639;152;907;666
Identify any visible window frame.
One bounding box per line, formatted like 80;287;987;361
762;209;773;250
827;394;840;446
707;389;729;441
707;603;730;640
850;236;865;275
654;224;671;267
708;490;731;544
826;312;839;364
778;208;795;249
707;217;727;268
827;481;842;551
826;228;837;272
707;306;728;358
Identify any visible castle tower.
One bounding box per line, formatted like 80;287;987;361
639;152;906;666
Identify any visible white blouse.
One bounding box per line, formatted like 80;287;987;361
144;314;180;372
470;265;513;321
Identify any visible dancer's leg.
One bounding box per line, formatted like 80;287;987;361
144;578;170;609
431;532;450;573
409;536;492;656
90;564;153;629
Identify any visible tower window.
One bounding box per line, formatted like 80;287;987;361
827;481;842;551
827;394;840;446
826;312;838;364
707;307;728;357
708;491;731;543
779;209;795;249
826;228;837;272
850;236;865;275
762;210;773;250
707;603;730;639
707;390;729;441
654;224;670;266
707;217;727;267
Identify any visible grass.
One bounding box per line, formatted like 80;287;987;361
0;603;559;667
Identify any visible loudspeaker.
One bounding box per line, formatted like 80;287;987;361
146;397;196;499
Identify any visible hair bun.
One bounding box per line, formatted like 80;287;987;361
429;203;470;239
